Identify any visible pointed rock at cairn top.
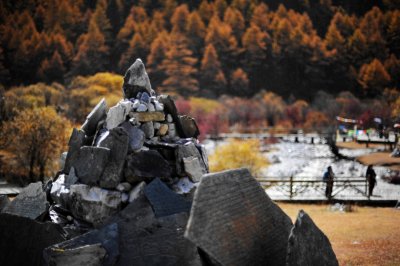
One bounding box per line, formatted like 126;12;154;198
122;58;154;99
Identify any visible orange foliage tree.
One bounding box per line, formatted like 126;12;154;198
0;107;69;183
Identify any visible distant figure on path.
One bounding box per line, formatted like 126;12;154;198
366;165;377;197
323;166;335;199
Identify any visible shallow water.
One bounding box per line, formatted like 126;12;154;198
263;142;389;180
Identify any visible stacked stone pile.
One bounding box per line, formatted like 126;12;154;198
0;59;338;266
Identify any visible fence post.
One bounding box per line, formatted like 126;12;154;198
290;176;293;199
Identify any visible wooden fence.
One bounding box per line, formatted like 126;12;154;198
257;177;369;200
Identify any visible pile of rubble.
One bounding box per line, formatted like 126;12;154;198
0;59;338;266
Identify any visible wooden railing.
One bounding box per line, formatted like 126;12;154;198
256;177;368;199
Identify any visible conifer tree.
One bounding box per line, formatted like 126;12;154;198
223;7;245;44
171;4;190;34
251;3;270;32
230;68;249;96
200;44;227;97
242;24;269;93
70;19;108;76
161;33;198;96
186;11;206;59
119;32;147;71
359;58;391;97
147;32;170;90
198;0;214;24
92;0;113;46
384;54;400;88
38;51;65;83
205;16;238;75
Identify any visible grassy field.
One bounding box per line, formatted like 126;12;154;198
278;203;400;266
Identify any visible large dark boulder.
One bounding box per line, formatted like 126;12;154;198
185;168;293;266
0;213;65;266
286;210;339;266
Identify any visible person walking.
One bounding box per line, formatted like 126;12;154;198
323;166;335;199
366;165;377;197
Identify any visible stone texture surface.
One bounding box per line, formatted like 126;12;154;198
183;156;206;182
44;223;119;266
123;59;153;99
286;210;339;266
2;182;48;220
185;168;293;266
63;128;85;174
69;184;122;226
106;103;129;130
197;144;209;172
0;213;65;266
175;142;207;177
98;127;129;188
120;122;145;152
72;146;110;186
81;98;107;137
179;115;200;138
124;150;172;182
140;121;155;138
144;178;192;218
103;194;201;266
129;111;165;122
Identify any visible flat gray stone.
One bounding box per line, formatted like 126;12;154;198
286;210;339;266
2;182;48;220
123;59;153;99
72;146;110;186
63;129;86;174
69;184;122;226
197;144;209;172
99;127;129;188
106;103;129;130
0;213;65;266
179;115;200;138
124;150;172;183
144;178;192;218
44;223;118;266
175;142;207;177
185;168;293;266
140;121;154;138
120;122;145;151
81;98;107;137
183;156;207;182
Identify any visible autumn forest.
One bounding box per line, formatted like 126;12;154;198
0;0;399;182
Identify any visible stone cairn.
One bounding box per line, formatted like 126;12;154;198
0;59;338;266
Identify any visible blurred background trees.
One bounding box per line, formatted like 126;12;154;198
0;0;398;100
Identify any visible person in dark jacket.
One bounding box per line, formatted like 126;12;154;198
323;166;334;199
366;165;377;197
